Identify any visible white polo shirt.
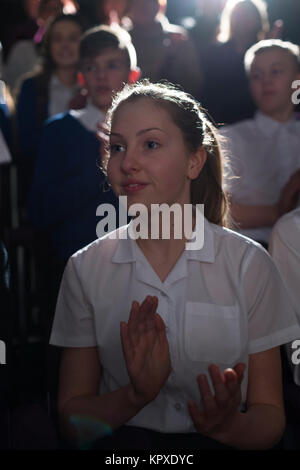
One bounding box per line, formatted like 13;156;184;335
50;218;300;433
220;112;300;244
269;208;300;387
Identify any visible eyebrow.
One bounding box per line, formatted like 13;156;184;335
252;61;284;70
110;128;166;137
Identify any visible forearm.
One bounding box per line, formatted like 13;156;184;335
215;404;285;450
230;202;279;229
59;383;146;447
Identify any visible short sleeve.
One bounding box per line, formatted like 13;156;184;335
49;257;97;347
242;246;300;354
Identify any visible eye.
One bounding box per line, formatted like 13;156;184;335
110;143;126;154
146;141;159;150
271;68;282;76
82;64;96;73
108;62;120;69
250;72;261;81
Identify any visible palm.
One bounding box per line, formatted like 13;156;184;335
121;296;171;406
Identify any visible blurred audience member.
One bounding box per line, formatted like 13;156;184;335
1;0;41;62
189;0;227;50
269;206;300;318
222;39;300;246
200;0;270;124
4;0;65;92
28;25;138;271
16;14;84;206
125;0;202;97
76;0;129;28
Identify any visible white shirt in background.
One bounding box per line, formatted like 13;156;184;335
50;216;300;433
269;207;300;386
220;112;300;244
48;74;79;118
70;100;106;132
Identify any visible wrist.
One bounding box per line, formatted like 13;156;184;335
125;384;149;412
210;410;244;448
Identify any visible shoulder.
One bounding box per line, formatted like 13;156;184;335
19;75;38;92
271;208;300;250
211;222;272;269
70;224;129;272
42;111;80;135
219;118;256;139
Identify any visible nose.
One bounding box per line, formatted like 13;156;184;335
120;146;140;174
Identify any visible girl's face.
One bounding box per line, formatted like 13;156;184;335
107;98;204;211
50;20;82;69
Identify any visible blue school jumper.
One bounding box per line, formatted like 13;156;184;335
28;112;119;260
16;76;47;162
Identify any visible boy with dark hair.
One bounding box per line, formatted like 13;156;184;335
28;25;140;331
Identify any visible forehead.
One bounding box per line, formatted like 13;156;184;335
111;98;177;132
51;20;81;35
82;47;128;64
251;48;296;70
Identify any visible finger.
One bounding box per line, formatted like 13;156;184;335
208;364;230;410
188;400;206;431
127;301;141;346
128;300;140;327
145;296;158;331
137;296;153;332
120;321;134;362
197;374;218;416
224;363;245;394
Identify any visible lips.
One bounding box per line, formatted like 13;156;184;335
122;182;148;193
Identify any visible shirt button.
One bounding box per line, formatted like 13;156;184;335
174;403;182;411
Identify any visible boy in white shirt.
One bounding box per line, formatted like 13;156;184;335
222;39;300;246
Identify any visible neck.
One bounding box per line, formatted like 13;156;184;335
264;106;294;123
134;209;196;258
55;67;78;87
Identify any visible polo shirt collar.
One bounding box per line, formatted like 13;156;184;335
70;100;106;132
255;111;297;137
112;213;215;265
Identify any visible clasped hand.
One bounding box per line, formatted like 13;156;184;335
120;295;172;408
121;295;246;440
188;363;246;442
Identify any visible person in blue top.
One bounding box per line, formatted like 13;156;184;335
16;13;85;203
28;26;140;334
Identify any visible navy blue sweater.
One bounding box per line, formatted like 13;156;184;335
28;112;119;259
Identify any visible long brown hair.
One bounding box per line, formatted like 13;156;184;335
18;13;84;126
104;80;230;227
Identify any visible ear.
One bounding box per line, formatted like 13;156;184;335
128;67;141;84
77;71;85;87
188;147;207;180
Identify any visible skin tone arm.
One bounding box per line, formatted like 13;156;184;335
229;169;300;229
58;296;171;447
230;202;279;229
188;347;285;449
